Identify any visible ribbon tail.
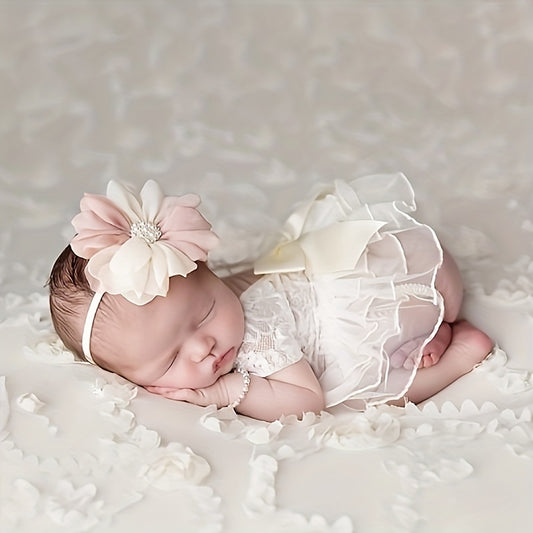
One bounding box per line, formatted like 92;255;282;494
299;220;386;273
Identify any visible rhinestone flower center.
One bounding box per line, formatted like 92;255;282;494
130;220;162;244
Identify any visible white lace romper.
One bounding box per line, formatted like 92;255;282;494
235;173;445;408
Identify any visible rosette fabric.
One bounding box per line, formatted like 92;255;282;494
70;180;219;305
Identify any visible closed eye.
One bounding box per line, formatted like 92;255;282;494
164;355;176;374
197;299;215;328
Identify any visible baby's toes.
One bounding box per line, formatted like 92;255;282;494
416;353;438;369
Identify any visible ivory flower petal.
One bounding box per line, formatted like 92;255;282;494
140;179;164;221
71;179;219;305
109;237;152;275
107;180;144;222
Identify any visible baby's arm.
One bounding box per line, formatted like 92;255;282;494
229;359;325;421
148;359;325;422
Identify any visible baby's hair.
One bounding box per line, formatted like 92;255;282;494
48;245;94;361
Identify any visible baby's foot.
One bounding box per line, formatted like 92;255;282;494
390;322;453;370
446;320;494;373
419;322;453;369
390;338;424;369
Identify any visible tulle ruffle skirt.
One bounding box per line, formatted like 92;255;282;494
300;173;444;408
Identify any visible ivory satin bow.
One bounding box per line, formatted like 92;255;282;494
254;197;386;275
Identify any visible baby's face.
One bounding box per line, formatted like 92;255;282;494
99;263;245;390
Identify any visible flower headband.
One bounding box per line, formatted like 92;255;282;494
70;179;219;364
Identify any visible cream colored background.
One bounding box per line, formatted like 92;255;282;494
1;2;532;532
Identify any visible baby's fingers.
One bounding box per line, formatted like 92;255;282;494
145;385;193;402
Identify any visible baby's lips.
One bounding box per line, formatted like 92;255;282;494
213;348;234;372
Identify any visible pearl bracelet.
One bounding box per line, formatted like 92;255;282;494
229;366;250;409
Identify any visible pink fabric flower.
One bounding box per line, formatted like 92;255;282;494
71;180;219;305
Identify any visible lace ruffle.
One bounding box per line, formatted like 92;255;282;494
236;275;306;376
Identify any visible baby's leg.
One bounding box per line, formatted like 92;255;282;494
390;322;452;370
408;248;462;368
390;247;462;370
390;320;494;405
435;248;464;323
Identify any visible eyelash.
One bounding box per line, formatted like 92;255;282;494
165;300;215;374
166;357;176;373
198;300;215;328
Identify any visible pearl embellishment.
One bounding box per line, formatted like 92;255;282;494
130;221;162;244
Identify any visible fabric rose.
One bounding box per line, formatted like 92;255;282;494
139;442;211;490
70;179;219;305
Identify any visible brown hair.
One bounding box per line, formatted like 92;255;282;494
47;245;94;361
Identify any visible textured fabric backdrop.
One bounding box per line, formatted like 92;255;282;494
1;2;533;532
1;0;532;298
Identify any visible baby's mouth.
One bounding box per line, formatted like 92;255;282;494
213;348;234;372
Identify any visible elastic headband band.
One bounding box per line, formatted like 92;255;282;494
71;179;219;366
82;290;104;364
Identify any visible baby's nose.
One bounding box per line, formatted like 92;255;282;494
191;335;215;362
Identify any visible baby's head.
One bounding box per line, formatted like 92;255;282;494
48;244;95;361
49;247;244;389
48;179;240;390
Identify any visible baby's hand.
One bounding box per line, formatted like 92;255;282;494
145;377;230;408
